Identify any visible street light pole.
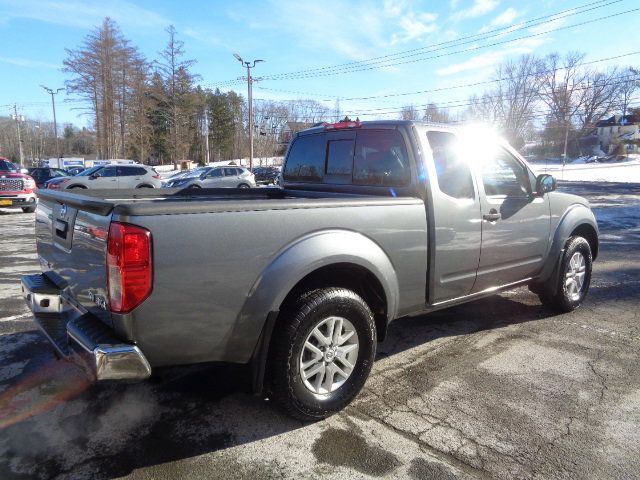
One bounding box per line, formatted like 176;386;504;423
233;54;264;171
40;85;64;159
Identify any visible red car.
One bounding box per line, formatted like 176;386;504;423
0;157;37;213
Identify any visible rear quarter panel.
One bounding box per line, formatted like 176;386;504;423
123;200;428;366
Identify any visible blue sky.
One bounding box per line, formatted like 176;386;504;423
0;0;639;127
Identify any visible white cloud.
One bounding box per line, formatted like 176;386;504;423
436;36;545;76
0;0;169;29
391;12;438;45
254;0;438;61
452;0;500;21
492;7;518;26
0;56;58;69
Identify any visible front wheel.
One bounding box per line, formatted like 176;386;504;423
539;236;592;312
237;183;250;189
22;206;36;213
269;288;376;421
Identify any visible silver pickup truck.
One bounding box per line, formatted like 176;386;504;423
21;120;598;420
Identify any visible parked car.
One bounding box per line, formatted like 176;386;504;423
22;120;598;421
253;166;281;185
161;167;209;187
0;158;37;212
164;166;256;188
66;166;86;176
28;167;70;189
44;164;161;189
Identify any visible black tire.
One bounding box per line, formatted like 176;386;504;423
238;183;250;189
539;236;592;312
67;185;86;190
136;184;154;188
188;184;201;189
270;288;376;421
21;206;36;213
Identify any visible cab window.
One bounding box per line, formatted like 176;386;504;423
427;131;475;199
353;130;410;186
283;134;325;182
481;149;531;197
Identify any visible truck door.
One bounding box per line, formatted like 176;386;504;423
424;130;482;304
472;145;550;291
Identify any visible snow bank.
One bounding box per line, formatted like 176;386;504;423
532;160;640;183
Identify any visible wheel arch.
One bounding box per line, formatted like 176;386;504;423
228;229;399;392
536;203;599;289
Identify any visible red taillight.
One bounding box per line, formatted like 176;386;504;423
152;175;161;180
324;120;361;130
107;222;152;313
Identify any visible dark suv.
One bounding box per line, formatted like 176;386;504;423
28;167;70;189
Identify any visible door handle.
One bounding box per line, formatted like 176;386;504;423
483;209;501;221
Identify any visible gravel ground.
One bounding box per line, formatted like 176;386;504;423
0;182;639;480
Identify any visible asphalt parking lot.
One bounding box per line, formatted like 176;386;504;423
1;182;639;479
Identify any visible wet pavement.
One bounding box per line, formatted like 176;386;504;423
1;182;639;479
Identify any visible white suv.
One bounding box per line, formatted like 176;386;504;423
47;165;162;190
164;166;256;189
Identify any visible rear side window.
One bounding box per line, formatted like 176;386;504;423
118;166;147;176
283;134;325;182
326;140;354;176
353;130;410;186
224;167;238;176
100;167;117;177
427;131;475;199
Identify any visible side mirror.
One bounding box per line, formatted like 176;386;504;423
535;174;556;195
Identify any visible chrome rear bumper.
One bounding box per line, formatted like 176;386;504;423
21;273;151;381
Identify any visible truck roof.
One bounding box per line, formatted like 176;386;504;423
296;119;456;136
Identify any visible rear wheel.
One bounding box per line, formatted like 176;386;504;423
238;183;250;189
188;184;201;189
269;288;376;421
136;184;153;188
538;236;592;312
68;185;86;190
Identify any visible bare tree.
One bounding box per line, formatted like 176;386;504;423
617;67;639;116
575;67;621;135
156;25;198;166
539;52;587;156
423;102;451;123
64;17;145;159
399;105;419;121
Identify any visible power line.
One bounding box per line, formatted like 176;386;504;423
326;74;640;116
254;51;640;103
205;0;630;87
263;1;626;80
265;7;640;81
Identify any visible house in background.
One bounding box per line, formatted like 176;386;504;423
596;115;640;154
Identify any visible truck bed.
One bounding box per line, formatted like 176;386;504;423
36;187;420;217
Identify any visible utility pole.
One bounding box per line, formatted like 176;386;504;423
233;54;264;171
562;122;570;167
40;85;64;159
12;104;25;165
204;113;210;164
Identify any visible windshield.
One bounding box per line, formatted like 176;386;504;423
0;159;18;171
51;169;69;178
76;166;103;176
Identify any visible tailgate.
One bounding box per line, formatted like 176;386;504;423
35;193;113;327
